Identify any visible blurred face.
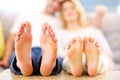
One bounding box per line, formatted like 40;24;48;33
46;0;63;14
61;1;78;22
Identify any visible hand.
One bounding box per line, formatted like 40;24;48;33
0;60;9;68
96;5;108;17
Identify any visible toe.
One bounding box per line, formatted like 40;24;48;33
83;37;89;45
47;24;57;42
68;41;72;49
47;24;54;37
77;37;82;44
25;21;31;33
47;24;53;32
68;39;74;49
16;36;20;42
48;26;54;38
95;41;99;48
89;37;95;43
19;23;25;33
53;37;57;42
77;37;83;50
41;23;48;34
71;38;76;44
83;37;89;51
48;25;53;32
17;32;22;36
16;23;25;42
51;32;55;37
67;43;71;49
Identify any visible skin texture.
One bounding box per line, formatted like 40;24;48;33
40;23;58;76
66;37;83;77
83;37;100;77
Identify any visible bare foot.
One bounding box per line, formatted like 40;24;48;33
83;37;100;76
40;23;57;76
66;37;83;77
15;21;33;76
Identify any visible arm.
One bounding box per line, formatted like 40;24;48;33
87;5;107;28
0;34;15;68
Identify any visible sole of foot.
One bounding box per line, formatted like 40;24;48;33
83;37;100;77
40;23;57;76
15;21;33;76
67;37;83;77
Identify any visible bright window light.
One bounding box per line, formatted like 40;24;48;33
117;5;120;14
0;0;46;13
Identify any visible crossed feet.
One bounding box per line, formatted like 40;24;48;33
66;37;100;77
15;22;57;76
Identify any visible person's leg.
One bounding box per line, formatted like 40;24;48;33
10;22;33;76
39;23;62;76
31;47;42;75
83;37;100;76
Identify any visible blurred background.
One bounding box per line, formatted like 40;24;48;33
0;0;120;13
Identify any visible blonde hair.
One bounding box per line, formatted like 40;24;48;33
60;0;86;28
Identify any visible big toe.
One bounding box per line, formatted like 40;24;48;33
83;37;89;45
41;23;48;35
71;38;77;44
89;37;95;43
67;38;76;52
77;37;83;45
47;24;57;42
25;21;31;33
16;23;25;42
83;37;89;47
95;41;99;48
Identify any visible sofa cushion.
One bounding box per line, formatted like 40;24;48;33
102;13;120;64
86;13;120;70
0;10;18;41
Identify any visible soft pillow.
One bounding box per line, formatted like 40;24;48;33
0;21;5;59
101;13;120;63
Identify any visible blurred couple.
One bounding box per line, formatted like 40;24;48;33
0;0;113;77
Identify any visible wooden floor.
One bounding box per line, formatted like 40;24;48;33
0;69;120;80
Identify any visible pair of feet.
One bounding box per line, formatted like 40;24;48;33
66;37;100;77
15;22;57;76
